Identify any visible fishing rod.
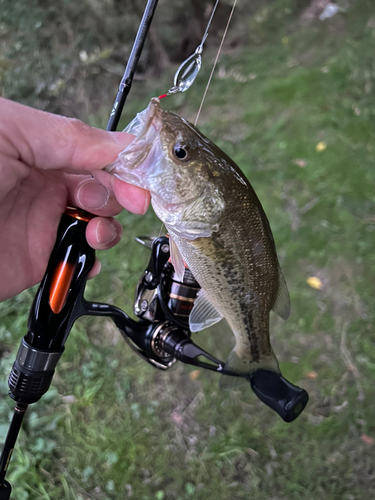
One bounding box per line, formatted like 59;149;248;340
0;1;308;497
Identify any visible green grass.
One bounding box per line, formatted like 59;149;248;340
2;1;375;498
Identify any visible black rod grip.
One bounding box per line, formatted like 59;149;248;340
26;208;96;350
250;370;308;422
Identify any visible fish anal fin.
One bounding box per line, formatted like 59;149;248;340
272;266;290;320
219;348;280;390
189;289;224;332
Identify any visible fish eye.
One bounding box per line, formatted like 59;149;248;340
173;143;190;161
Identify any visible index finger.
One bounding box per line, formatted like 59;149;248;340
0;98;134;172
0;98;150;214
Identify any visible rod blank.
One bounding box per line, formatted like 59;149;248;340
106;0;159;132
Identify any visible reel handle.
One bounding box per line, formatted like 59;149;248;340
250;370;308;423
163;328;308;422
0;481;11;500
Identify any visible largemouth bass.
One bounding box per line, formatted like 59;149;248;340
105;98;290;388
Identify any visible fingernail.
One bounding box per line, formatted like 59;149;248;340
141;194;149;215
77;181;110;210
96;219;117;244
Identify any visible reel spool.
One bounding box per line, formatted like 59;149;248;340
133;236;200;327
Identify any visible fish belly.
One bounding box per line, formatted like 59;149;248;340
170;229;280;387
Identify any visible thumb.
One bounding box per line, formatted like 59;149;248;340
0;98;134;172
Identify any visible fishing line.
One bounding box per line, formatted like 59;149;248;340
195;0;237;126
200;0;220;49
158;221;165;238
158;0;237;237
158;0;220;99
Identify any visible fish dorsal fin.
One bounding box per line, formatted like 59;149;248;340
189;289;224;332
272;266;290;320
170;238;186;282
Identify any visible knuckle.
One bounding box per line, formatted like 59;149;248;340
65;117;90;134
59;117;93;166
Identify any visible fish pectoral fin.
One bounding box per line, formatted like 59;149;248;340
272;266;290;320
170;238;186;282
219;349;280;390
189;289;224;332
167;221;215;240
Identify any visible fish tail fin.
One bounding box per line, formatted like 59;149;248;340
219;348;280;390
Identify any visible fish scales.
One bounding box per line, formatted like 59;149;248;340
105;98;290;387
171;180;278;365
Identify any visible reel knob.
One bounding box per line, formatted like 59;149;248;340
250;370;308;422
0;480;12;500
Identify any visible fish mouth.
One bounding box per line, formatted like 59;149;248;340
124;97;161;140
105;98;162;175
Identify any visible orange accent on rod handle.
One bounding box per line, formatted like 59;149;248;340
65;207;95;222
49;260;76;314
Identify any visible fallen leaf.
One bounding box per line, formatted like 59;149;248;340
293;158;307;168
79;50;88;62
189;369;201;380
307;276;323;289
171;411;183;426
305;370;318;379
308;414;326;425
246;448;259;457
360;434;374;445
315;141;327;152
332;400;348;412
61;395;76;404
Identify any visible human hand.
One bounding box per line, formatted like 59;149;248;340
0;98;150;302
